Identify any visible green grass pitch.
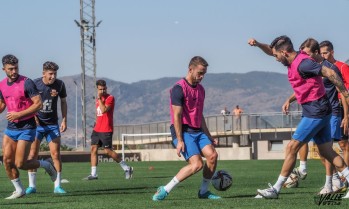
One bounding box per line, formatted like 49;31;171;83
0;160;348;209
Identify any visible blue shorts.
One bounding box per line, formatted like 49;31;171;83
293;114;331;145
172;132;212;161
36;125;61;143
331;115;341;141
5;128;36;142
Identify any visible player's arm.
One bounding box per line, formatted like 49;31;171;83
321;65;349;100
248;38;273;56
282;93;296;114
171;85;185;157
339;93;349;135
340;64;349;88
173;105;184;157
97;97;111;113
0;91;6;113
7;95;42;122
60;97;67;132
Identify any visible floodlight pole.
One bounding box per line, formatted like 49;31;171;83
75;0;101;148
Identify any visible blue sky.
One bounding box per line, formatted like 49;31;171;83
1;0;349;83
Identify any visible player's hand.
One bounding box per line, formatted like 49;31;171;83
176;140;185;157
282;100;290;115
34;116;40;125
211;138;218;146
341;117;348;135
6;112;21;122
60;121;67;132
248;38;257;46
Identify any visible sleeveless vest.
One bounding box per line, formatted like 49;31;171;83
288;51;326;104
0;75;35;122
170;79;205;128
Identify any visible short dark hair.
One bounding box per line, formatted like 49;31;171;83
43;61;59;71
2;54;18;66
188;56;209;68
319;40;334;51
299;38;319;53
269;35;294;52
96;79;106;87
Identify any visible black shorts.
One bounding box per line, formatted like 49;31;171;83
91;131;113;148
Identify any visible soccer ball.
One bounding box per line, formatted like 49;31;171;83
283;173;299;188
211;170;233;191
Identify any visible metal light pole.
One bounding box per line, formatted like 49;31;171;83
75;0;102;148
73;80;78;149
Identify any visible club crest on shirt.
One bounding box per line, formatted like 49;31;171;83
50;89;58;97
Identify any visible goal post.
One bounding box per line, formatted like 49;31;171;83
121;133;171;161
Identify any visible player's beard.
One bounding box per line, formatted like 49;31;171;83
7;72;18;81
280;56;290;67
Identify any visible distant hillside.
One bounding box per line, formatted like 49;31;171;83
0;71;294;147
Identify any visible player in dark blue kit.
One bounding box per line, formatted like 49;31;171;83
0;55;57;199
25;61;68;194
283;38;348;194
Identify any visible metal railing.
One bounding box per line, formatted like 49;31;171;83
114;111;302;145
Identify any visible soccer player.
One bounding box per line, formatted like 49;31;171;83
320;40;349;167
0;55;57;199
320;41;349;197
249;36;349;199
152;56;220;201
83;79;133;180
299;38;347;194
25;61;67;194
249;38;348;192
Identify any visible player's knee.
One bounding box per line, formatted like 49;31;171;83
15;160;25;169
103;148;112;155
27;153;38;161
3;157;13;168
191;161;204;173
206;151;218;163
50;150;60;159
338;141;346;151
286;143;298;155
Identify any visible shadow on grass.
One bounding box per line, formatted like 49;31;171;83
0;201;63;206
144;176;173;179
64;186;155;197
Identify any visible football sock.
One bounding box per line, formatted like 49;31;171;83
199;178;211;195
299;161;307;172
332;172;340;181
273;175;288;193
28;172;37;188
11;178;24;193
55;172;61;188
340;167;349;182
164;176;179;193
91;166;97;176
119;161;129;171
325;175;332;188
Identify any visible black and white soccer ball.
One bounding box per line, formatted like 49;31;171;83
283;173;299;188
211;170;233;191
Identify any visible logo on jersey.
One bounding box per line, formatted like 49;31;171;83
96;106;103;116
41;99;53;113
50;89;58;97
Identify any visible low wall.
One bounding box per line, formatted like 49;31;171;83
256;140;289;160
124;147;252;161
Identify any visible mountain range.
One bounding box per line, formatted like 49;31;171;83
0;71;294;147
